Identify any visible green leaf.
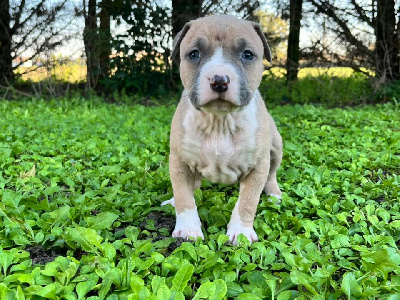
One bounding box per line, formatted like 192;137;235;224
2;190;23;208
34;283;58;300
331;234;350;249
151;275;166;294
76;273;99;299
49;205;71;227
318;186;332;195
85;212;119;230
3;273;34;285
156;283;172;300
0;250;14;275
130;274;150;298
100;268;120;299
290;270;317;295
172;242;198;262
102;243;117;261
171;261;194;292
65;225;103;255
193;279;227;300
341;272;362;299
217;234;229;249
277;290;292;300
247;271;270;296
236;294;261;300
361;248;400;280
16;286;25;300
226;282;244;298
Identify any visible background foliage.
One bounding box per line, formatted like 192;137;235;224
1;0;399;102
103;1;172;95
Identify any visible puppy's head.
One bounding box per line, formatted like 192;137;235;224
172;15;271;115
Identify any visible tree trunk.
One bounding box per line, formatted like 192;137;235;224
286;0;303;83
375;0;399;81
171;0;202;85
172;0;202;39
98;0;111;86
0;0;14;85
83;0;98;89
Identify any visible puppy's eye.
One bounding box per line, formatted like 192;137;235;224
242;50;254;60
188;50;200;60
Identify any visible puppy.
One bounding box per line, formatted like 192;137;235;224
163;15;283;245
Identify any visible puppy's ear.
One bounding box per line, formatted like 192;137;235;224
171;22;191;61
252;23;272;63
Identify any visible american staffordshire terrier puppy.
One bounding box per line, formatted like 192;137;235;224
163;15;283;245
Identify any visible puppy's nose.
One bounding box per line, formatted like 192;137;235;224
210;75;230;93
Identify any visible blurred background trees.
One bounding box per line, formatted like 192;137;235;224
0;0;399;102
0;0;76;86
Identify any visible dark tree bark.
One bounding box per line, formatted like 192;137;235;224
98;0;111;84
0;0;14;85
83;0;99;89
375;0;399;80
286;0;303;82
171;0;202;84
172;0;202;39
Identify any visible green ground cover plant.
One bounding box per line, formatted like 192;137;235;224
0;97;399;299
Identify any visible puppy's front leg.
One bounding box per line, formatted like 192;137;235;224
227;166;269;245
169;153;204;240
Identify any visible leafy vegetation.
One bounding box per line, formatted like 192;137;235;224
0;97;399;299
11;66;399;106
260;68;375;106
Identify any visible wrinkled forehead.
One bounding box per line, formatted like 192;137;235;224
180;18;263;54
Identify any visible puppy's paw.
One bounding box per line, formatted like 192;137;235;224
172;209;204;240
161;197;175;207
227;222;258;245
173;227;204;240
268;193;282;204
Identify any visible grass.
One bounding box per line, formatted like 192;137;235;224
16;60;86;83
262;67;373;78
12;64;398;107
13;65;380;106
0;97;399;299
17;65;362;84
260;68;374;106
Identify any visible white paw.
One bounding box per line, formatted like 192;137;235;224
161;197;175;207
227;222;258;245
269;193;282;200
268;193;282;204
173;227;204;240
172;208;204;240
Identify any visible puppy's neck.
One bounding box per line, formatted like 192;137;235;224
197;111;238;135
183;91;259;136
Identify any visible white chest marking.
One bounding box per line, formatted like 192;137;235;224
181;96;259;184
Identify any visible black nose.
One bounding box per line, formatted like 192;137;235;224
210;75;230;93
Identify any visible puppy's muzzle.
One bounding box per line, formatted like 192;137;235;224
210;75;230;93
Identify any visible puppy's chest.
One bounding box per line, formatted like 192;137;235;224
181;123;257;184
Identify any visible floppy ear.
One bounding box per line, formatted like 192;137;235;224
171;22;191;61
252;23;272;63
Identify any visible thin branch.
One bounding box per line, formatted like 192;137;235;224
349;0;373;27
0;84;33;98
308;0;370;55
9;0;26;35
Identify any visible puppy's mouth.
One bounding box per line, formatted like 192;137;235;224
198;99;242;115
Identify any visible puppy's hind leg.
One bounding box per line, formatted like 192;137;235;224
264;120;283;201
